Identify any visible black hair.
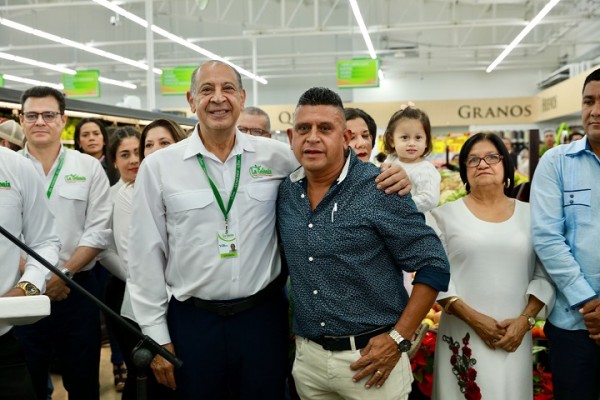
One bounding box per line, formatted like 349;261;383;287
20;86;66;114
344;108;377;147
108;126;141;167
583;68;600;93
458;132;514;196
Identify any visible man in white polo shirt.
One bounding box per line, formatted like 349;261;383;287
0;146;60;399
15;86;112;400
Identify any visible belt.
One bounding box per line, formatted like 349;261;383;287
184;273;286;317
309;325;393;351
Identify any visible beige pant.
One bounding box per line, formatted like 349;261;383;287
292;336;413;400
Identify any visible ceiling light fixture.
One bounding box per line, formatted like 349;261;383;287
349;0;384;82
0;51;137;90
91;0;268;85
486;0;562;73
0;17;162;75
2;74;63;90
0;51;76;75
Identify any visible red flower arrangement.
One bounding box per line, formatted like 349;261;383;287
533;362;553;400
442;332;482;400
410;331;437;397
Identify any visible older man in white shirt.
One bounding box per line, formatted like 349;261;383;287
15;86;112;400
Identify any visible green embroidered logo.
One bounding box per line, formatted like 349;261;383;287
0;180;11;190
64;174;86;183
249;164;272;178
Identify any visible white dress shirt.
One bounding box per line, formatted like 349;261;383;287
21;145;112;271
0;147;61;336
113;183;135;320
128;129;298;344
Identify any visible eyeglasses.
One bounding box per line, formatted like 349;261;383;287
237;126;270;137
21;111;62;124
465;153;503;168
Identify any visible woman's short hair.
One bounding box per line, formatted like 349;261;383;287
344;108;377;147
458;132;514;196
108;126;140;166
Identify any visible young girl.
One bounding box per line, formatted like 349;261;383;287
383;107;440;213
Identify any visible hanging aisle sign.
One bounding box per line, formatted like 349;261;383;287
161;66;196;95
0;74;4;87
336;58;380;89
62;70;100;98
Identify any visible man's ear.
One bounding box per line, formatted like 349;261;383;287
186;91;196;113
286;128;293;149
343;128;351;148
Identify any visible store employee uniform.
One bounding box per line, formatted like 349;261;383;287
0;147;60;399
128;129;298;399
16;145;112;400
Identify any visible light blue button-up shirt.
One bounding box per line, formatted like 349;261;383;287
531;137;600;330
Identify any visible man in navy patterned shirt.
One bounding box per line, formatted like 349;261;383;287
277;87;450;400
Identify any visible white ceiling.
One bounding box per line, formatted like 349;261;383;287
1;0;599;92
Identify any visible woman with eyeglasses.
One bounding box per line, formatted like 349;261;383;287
430;133;555;400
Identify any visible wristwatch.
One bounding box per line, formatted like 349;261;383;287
60;267;73;279
14;281;41;296
521;313;535;330
388;328;412;353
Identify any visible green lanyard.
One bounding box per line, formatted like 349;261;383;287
46;152;65;199
197;153;242;232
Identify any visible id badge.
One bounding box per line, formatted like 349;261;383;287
218;230;238;258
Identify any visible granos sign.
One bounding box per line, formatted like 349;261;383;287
457;104;532;120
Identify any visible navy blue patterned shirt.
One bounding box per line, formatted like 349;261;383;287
277;151;450;338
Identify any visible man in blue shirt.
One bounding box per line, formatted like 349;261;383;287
277;87;450;400
531;68;600;400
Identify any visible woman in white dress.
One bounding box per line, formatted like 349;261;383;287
431;133;554;400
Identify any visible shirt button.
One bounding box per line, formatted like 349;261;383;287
313;290;318;295
570;194;574;198
320;322;325;327
308;256;314;262
308;223;313;228
232;276;238;281
570;200;574;204
301;194;305;198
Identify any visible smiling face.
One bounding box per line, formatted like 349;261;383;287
114;136;140;183
78;121;105;159
465;140;505;191
143;126;176;157
390;118;427;163
582;80;600;156
291;104;350;179
347;117;373;162
186;62;246;137
20;96;66;151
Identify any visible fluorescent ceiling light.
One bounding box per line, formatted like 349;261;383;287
92;0;268;85
0;51;76;75
0;51;137;90
2;74;63;90
98;77;137;90
349;0;377;59
0;17;162;75
486;0;561;73
349;0;384;82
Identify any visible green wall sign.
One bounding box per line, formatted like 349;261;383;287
161;66;196;95
62;70;100;98
336;58;380;89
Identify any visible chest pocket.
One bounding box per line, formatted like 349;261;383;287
165;191;215;245
58;185;88;201
246;181;279;202
563;188;591;222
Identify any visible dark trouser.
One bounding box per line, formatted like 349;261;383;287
15;271;101;400
105;276;176;400
167;290;289;400
0;330;36;400
545;321;600;400
94;261;124;365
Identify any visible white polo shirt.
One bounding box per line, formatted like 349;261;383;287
21;145;112;271
0;147;60;336
128;129;298;344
